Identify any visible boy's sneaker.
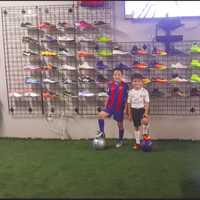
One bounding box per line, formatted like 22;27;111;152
133;144;141;150
96;131;105;138
116;140;123;148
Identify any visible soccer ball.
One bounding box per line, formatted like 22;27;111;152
141;139;153;152
92;138;106;150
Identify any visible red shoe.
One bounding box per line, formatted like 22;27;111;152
152;47;167;56
38;22;50;29
152;77;168;83
133;61;148;69
143;134;151;141
154;63;167;70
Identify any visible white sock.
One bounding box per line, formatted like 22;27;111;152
142;124;149;135
134;130;140;144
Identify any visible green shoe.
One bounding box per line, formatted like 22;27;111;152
191;44;200;53
97;49;113;57
96;36;112;43
191;74;200;83
191;60;200;68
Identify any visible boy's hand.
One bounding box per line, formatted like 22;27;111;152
142;115;149;125
128;114;132;121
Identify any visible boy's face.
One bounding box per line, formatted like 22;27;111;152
113;70;123;82
132;78;143;89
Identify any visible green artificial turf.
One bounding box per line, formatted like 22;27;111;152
0;138;199;198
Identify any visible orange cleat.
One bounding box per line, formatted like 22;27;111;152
77;50;94;58
133;61;148;69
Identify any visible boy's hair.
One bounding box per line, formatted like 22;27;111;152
131;73;143;81
113;67;124;75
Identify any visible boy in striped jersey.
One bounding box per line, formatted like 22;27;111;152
96;67;129;148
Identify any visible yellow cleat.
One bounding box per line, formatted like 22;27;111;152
41;51;57;56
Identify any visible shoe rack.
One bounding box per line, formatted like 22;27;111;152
1;1;113;117
2;3;200;117
113;40;200;115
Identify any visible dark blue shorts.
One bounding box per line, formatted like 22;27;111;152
102;107;124;122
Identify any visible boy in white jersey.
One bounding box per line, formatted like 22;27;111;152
127;73;150;150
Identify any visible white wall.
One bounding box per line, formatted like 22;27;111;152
113;1;200;42
0;1;200;140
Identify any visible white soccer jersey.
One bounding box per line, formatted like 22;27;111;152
127;88;150;108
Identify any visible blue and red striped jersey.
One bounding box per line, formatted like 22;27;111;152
106;81;129;112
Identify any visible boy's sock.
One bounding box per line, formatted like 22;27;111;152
118;128;124;141
134;130;140;144
143;124;149;135
98;119;104;133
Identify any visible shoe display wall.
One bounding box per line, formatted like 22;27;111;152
2;2;113;117
2;3;200;117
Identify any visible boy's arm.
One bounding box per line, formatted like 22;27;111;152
144;102;149;117
144;90;150;117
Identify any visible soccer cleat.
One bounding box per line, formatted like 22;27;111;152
94;20;107;26
113;47;129;55
78;90;95;97
24;92;40;97
152;77;168;84
133;61;148;69
97;49;112;57
150;88;164;97
170;74;188;83
58;49;75;57
63;89;72;97
97;92;108;97
191;60;200;68
170;77;188;83
38;22;51;29
25;77;41;85
78;62;94;70
57;22;75;32
77;36;94;42
23;50;38;56
96;130;105;138
22;36;40;45
79;75;95;83
143;78;151;85
152;47;167;56
43;78;58;84
191;74;200;83
77;50;94;58
190;43;200;53
130;45;148;56
116;140;123;148
41;35;57;43
171;62;188;69
42;91;57;100
23;65;41;72
59;65;76;70
96;60;108;70
41;50;57;56
117;62;130;70
76;20;96;30
58;36;75;42
149;61;167;70
96;36;112;43
133;144;141;150
9;92;23;98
